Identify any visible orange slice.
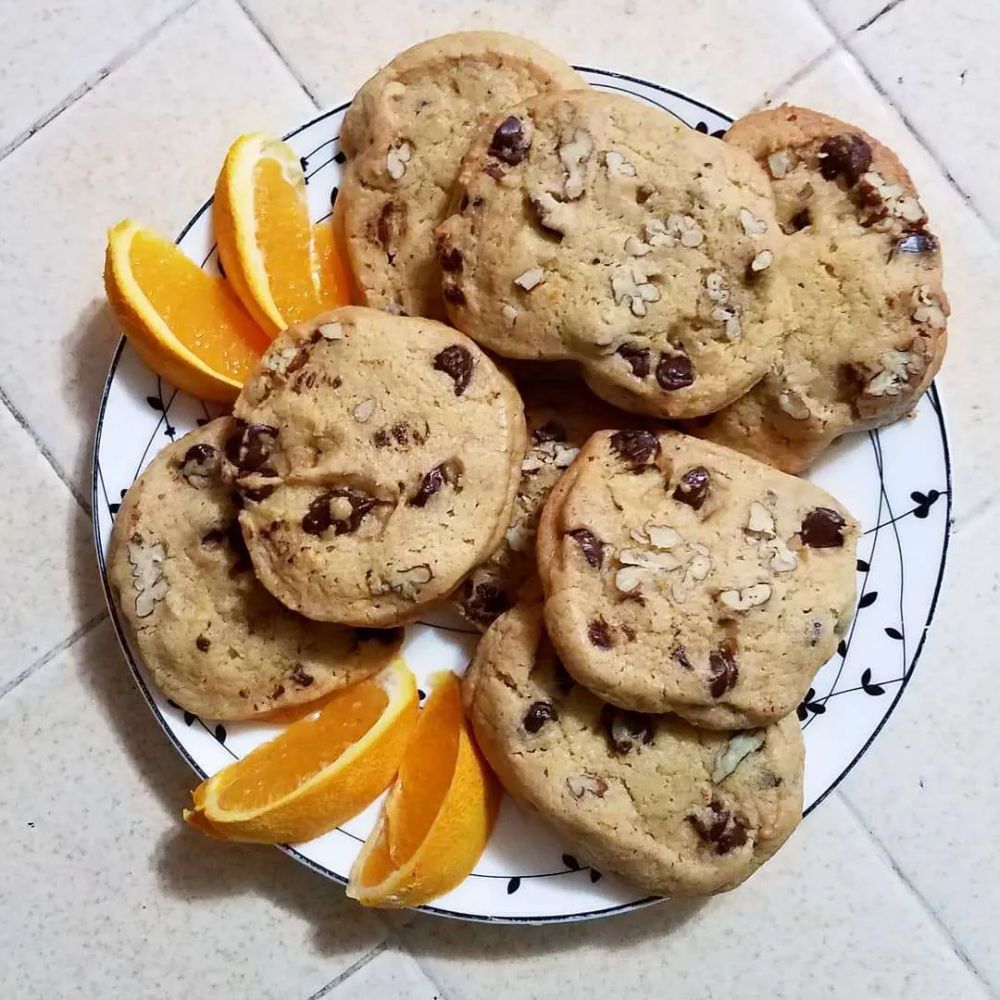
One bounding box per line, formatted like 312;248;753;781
347;672;501;908
183;660;418;844
104;220;268;402
214;133;352;336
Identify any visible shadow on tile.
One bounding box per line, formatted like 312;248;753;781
75;624;385;957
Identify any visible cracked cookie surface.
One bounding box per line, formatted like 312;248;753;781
691;104;948;472
339;31;585;319
536;430;858;728
227;306;526;626
108;418;402;719
462;602;804;896
435;89;788;418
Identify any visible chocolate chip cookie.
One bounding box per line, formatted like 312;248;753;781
435;89;788;418
536;429;858;728
226;306;527;626
463;602;804;896
339;31;585;319
455;381;631;630
691;105;948;472
108;418;402;720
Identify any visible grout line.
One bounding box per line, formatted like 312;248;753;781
0;383;90;514
0;0;199;166
304;941;390;1000
234;0;322;109
837;792;997;997
0;611;107;703
761;41;839;108
385;929;451;999
856;0;906;34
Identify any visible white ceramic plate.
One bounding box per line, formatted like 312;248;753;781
92;67;952;924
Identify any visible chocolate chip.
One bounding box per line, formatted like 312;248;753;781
355;626;404;646
895;230;937;255
373;429;391;448
443;284;466;306
673;644;692;669
392;423;410;446
224;421;277;473
587;618;614;649
462;580;509;626
532;420;566;443
603;706;655;754
524;700;558;734
673;466;711;510
622;623;636;642
433;344;474;396
183;443;217;466
285;346;310;374
818;133;872;187
609;429;660;471
302;488;376;536
196;635;210;652
240;483;276;503
488;116;530;165
689;799;749;855
708;645;739;698
410;464;451;507
376;201;405;261
617;344;651;379
484;162;505;180
655;353;695;392
567;528;604;568
438;244;463;272
801;507;846;548
291;664;314;687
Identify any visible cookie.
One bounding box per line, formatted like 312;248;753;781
339;31;585;319
107;418;402;720
691;105;948;472
463;602;804;896
536;429;858;728
435;89;788;418
226;306;527;626
455;381;631;629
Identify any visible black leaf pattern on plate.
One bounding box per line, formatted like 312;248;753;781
589;869;602;883
167;699;181;709
334;150;346;164
911;490;942;518
216;255;226;279
507;877;521;894
694;121;708;133
711;128;727;138
418;689;426;702
797;687;826;721
146;396;164;411
562;854;581;871
196;417;209;427
857;558;870;572
858;591;878;608
164;423;176;439
109;502;121;514
837;639;848;657
184;711;196;727
860;668;885;696
885;626;903;640
299;156;308;173
330;185;339;207
214;724;227;743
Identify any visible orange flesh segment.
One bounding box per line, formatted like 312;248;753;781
253;158;330;323
215;679;389;810
129;230;267;376
312;218;354;307
361;675;462;882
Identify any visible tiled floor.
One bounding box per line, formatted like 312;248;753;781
0;1;995;997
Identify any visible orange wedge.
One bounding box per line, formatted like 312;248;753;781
347;672;501;908
104;219;268;401
183;660;418;844
214;133;352;337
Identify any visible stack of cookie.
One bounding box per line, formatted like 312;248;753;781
111;30;948;899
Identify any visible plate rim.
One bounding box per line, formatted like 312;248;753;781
90;65;953;925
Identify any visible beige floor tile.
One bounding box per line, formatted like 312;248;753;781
0;0;314;498
0;622;386;1000
243;0;832;117
329;946;442;999
837;510;1000;990
0;404;100;688
396;796;986;1000
769;49;999;523
0;0;186;150
852;0;1000;232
